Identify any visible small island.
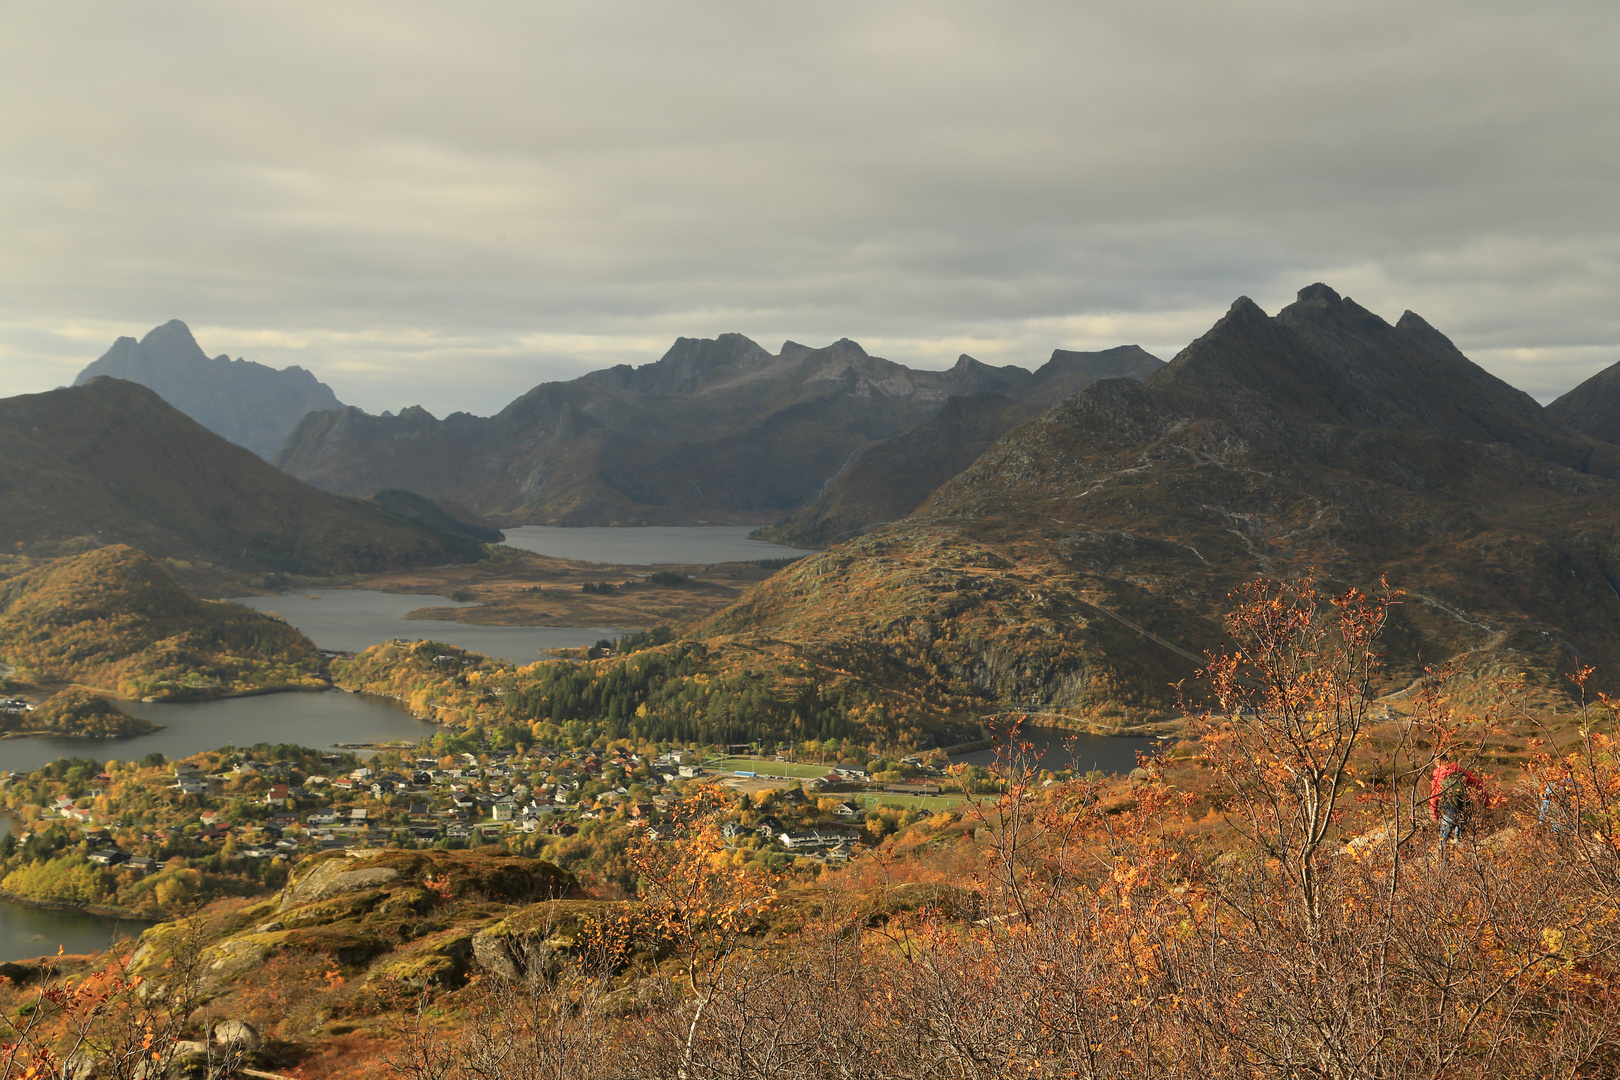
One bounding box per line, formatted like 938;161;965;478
1;688;161;739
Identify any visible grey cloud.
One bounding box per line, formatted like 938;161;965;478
1;1;1617;414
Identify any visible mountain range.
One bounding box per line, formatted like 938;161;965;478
755;345;1164;547
273;336;1147;527
75;320;345;458
695;284;1620;723
0;377;486;590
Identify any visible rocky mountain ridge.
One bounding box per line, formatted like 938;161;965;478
75;320;345;458
272;336;1133;526
756;344;1164;547
697;284;1620;723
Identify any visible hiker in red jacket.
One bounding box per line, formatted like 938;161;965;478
1429;754;1484;842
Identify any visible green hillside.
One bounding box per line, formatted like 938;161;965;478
0;545;324;700
0;378;487;591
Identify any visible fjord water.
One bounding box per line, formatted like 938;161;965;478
227;589;618;660
1;690;438;775
501;525;812;564
0;817;156;963
951;727;1158;774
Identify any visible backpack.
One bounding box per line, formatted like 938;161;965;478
1439;772;1470;818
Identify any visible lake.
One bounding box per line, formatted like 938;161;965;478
228;589;618;662
0;690;439;775
951;726;1160;775
501;525;813;565
0;817;157;964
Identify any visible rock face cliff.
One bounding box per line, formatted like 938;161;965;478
700;285;1620;722
273;336;1046;525
75;320;345;458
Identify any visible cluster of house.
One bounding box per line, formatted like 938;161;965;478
718;816;862;859
8;743;953;874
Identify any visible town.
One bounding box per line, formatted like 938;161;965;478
0;737;993;914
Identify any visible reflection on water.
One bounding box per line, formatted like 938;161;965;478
501;525;812;566
228;589;617;661
950;727;1159;775
0;690;440;775
0;817;157;963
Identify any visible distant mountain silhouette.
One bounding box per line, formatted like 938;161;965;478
75;320;344;458
756;345;1164;547
1547;358;1620;445
275;335;1041;525
701;285;1620;722
0;378;485;591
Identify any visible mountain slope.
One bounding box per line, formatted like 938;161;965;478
1547;358;1620;445
0;378;486;589
75;320;344;458
274;337;1042;525
697;285;1620;725
757;345;1165;547
0;545;322;699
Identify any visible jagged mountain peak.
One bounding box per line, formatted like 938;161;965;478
74;321;344;459
1146;283;1575;456
1291;281;1344;308
137;318;208;356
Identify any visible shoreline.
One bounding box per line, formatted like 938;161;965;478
1;722;167;741
0;888;159;925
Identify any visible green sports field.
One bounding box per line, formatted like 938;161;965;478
706;757;832;779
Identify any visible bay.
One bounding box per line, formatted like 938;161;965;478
227;589;618;662
501;525;812;565
0;690;438;776
0;817;157;964
951;727;1160;775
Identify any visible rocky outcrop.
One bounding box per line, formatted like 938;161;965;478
277;860;401;910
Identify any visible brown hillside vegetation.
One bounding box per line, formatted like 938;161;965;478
8;580;1620;1078
700;284;1620;725
0;545;323;700
0;378;486;594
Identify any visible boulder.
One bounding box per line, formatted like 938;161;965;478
279;858;400;910
211;1018;263;1052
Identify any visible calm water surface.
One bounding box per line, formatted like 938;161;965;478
228;589;618;661
502;525;812;565
0;693;433;961
0;817;157;963
951;726;1160;775
0;690;439;775
0;530;816;960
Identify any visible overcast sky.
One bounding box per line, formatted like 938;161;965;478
3;2;1617;415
